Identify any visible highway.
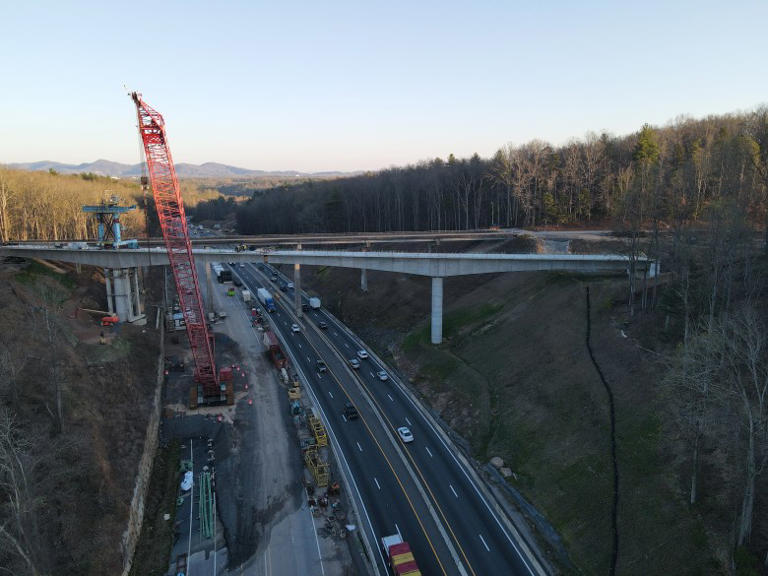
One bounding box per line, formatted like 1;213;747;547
229;261;542;576
230;263;462;576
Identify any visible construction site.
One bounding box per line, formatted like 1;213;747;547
117;94;361;575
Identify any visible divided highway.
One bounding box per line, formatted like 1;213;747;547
229;262;542;576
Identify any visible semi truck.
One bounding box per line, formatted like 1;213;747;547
309;297;321;310
263;330;286;369
381;533;421;576
257;288;276;313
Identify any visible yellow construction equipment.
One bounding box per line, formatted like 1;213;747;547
304;446;329;487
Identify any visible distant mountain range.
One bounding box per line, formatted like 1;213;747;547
4;159;351;179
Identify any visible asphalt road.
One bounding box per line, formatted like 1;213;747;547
228;261;541;576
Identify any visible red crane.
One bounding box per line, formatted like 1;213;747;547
131;92;220;399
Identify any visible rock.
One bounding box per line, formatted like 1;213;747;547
490;456;504;469
500;467;513;478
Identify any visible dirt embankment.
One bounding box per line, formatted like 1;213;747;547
289;238;740;575
0;260;161;575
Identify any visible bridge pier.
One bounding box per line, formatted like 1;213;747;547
294;244;302;318
431;277;443;344
361;268;368;292
105;267;146;323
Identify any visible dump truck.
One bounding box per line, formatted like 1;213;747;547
257;288;276;312
309;297;321;310
263;330;286;369
381;533;421;576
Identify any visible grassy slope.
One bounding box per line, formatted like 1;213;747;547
297;261;722;575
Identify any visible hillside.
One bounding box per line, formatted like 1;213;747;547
0;260;161;574
5;159;352;179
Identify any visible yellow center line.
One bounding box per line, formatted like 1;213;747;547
302;332;449;576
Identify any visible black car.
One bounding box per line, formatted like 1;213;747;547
316;360;327;373
343;402;359;420
318;321;328;330
302;303;310;312
271;274;278;281
233;277;243;287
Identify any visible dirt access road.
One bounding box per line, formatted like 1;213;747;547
203;273;353;576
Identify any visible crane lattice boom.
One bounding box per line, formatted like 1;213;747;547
131;92;219;397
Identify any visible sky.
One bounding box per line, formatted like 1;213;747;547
2;0;768;172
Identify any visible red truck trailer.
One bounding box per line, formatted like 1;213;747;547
263;330;287;369
381;533;421;576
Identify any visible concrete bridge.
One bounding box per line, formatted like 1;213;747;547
0;243;651;343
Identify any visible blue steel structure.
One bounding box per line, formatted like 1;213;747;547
82;196;138;248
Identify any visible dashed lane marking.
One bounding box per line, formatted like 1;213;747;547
387;394;394;402
450;485;459;498
425;446;433;458
356;442;363;452
479;534;490;552
374;478;381;490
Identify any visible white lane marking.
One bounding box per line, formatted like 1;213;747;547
328;391;334;399
341;415;347;422
297;343;302;349
374;478;381;490
369;371;375;378
479;534;490;552
344;342;350;349
333;331;338;336
405;417;412;426
450;484;459;498
425;446;433;458
356;442;363;452
387;394;394;402
306;355;311;362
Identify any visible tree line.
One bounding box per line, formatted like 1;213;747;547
233;109;768;242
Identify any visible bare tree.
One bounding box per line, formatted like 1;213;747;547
717;305;768;547
0;409;42;576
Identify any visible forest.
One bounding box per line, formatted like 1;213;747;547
234;110;768;242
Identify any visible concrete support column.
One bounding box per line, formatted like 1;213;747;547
113;268;132;321
294;243;302;318
361;239;370;292
431;276;443;345
132;268;142;317
205;262;214;315
105;268;114;314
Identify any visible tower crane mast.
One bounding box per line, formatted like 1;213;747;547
131;92;220;399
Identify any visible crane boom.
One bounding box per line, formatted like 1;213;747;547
131;92;219;398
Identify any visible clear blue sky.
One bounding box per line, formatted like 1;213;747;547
2;0;767;172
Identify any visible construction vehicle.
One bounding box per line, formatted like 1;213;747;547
101;315;119;326
381;533;422;576
131;92;230;405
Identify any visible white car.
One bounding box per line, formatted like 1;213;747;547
291;323;300;333
348;358;360;369
377;370;389;381
397;426;413;443
357;349;369;360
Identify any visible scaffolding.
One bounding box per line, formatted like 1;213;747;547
304;446;329;487
307;410;328;447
